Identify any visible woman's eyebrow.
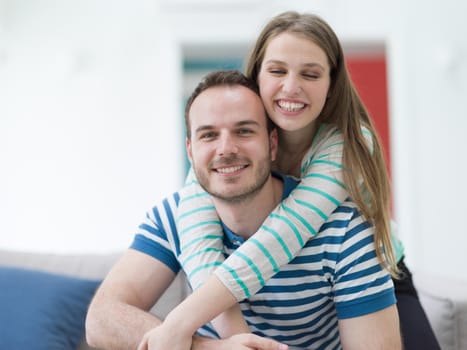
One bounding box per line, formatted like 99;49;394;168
303;62;326;71
264;59;326;71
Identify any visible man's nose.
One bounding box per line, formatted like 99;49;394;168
217;133;238;156
281;75;302;95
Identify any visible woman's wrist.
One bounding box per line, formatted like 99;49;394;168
164;310;198;336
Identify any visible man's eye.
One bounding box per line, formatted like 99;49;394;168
238;129;253;135
200;132;216;140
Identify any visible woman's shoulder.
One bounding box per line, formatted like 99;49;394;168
306;123;343;154
299;124;344;174
311;123;372;149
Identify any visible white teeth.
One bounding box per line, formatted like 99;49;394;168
217;166;244;174
278;100;305;111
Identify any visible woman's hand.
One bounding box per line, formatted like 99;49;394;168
137;323;192;350
137;324;288;350
192;333;289;350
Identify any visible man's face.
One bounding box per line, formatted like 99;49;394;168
186;85;277;203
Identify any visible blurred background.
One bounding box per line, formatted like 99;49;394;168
1;0;466;282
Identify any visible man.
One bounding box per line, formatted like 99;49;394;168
86;70;401;350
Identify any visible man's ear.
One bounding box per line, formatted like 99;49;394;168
186;137;193;164
269;128;278;162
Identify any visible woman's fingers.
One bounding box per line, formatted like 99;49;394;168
234;333;288;350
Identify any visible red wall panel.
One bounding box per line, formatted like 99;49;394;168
346;54;391;177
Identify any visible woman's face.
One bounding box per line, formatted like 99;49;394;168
258;32;331;133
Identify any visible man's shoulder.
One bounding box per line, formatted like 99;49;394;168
130;191;182;272
308;198;370;244
146;191;181;218
135;191;182;247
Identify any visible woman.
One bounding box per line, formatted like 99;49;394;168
144;11;440;350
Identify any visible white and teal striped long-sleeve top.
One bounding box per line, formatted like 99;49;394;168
177;123;404;301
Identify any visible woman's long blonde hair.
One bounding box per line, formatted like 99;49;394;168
245;11;398;276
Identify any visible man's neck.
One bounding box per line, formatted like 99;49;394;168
212;175;283;239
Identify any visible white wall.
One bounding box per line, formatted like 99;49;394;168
1;0;466;281
388;0;467;280
0;0;184;253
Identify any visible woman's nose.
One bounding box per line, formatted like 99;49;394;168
281;75;301;95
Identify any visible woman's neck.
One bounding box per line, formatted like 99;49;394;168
274;124;318;177
273;148;306;178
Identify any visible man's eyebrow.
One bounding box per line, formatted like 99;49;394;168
194;125;215;134
236;120;261;128
194;120;261;134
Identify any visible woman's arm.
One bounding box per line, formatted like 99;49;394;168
138;275;288;350
215;125;350;300
177;169;224;291
176;167;250;337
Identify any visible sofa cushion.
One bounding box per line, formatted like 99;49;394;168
0;266;100;350
414;270;467;350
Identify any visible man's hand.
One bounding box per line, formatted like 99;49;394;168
192;333;289;350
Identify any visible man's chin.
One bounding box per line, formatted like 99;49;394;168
212;196;248;204
209;191;241;202
210;186;264;204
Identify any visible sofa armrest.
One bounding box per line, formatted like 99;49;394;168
0;249;120;280
413;270;467;350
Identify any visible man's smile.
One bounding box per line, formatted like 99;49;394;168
214;165;248;174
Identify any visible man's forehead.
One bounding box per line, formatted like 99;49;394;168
198;84;260;101
190;85;267;126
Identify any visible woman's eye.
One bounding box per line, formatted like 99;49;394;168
268;68;286;75
303;72;320;79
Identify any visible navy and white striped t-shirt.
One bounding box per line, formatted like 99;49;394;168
131;173;396;350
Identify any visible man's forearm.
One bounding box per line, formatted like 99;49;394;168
86;296;162;350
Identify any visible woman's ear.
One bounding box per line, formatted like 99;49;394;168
269;128;278;161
